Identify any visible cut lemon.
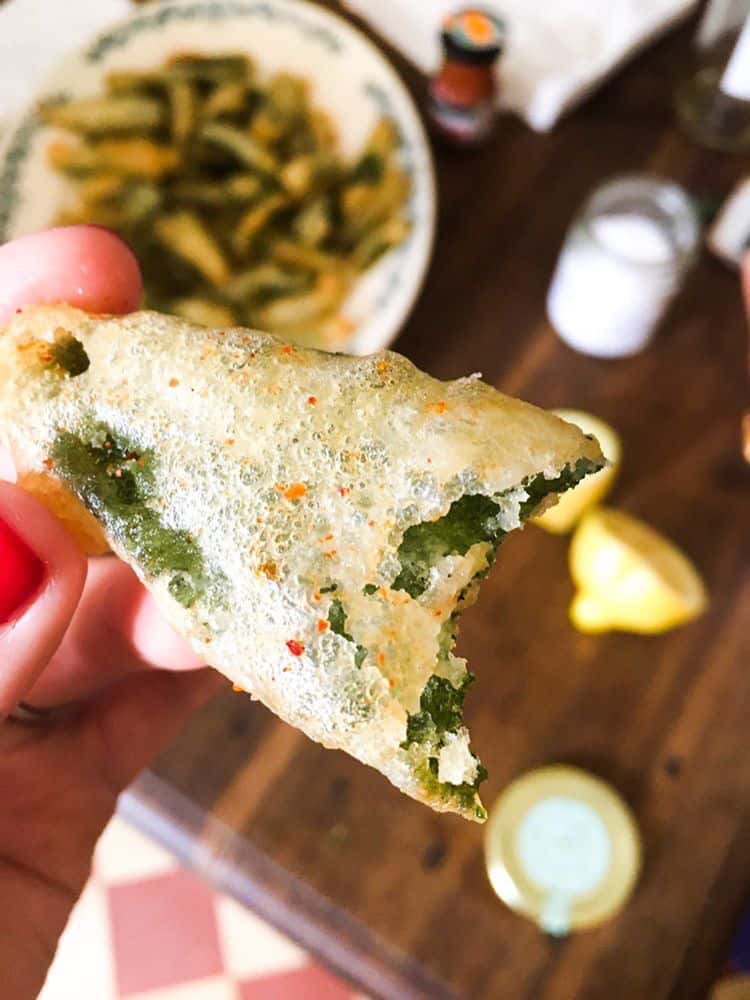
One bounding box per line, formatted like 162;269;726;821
534;409;621;534
569;508;708;634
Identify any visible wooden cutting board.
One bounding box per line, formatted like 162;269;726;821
126;8;750;998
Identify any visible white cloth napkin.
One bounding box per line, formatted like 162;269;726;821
343;0;699;131
0;0;131;132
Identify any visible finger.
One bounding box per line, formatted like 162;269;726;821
128;586;206;672
0;483;87;717
0;225;142;325
81;668;224;792
26;558;204;707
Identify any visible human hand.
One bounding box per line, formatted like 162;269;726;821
0;227;223;999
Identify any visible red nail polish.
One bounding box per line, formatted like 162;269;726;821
0;518;45;623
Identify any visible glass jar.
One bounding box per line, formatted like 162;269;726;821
546;176;700;359
676;1;750;152
483;765;641;936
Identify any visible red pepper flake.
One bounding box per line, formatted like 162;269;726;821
225;438;235;446
169;378;179;388
377;653;385;666
317;619;329;632
137;457;146;467
338;486;350;497
368;519;376;527
259;560;277;580
232;683;245;693
42;457;53;469
280;345;295;355
376;360;390;373
283;482;306;501
433;609;443;617
308;395;317;405
286;639;304;657
312;592;321;602
282;665;291;672
389;678;396;688
324;549;337;558
432;401;447;414
323;533;334;542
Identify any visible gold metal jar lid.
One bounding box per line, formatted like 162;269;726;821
484;765;641;936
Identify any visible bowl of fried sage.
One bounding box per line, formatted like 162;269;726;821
0;0;435;354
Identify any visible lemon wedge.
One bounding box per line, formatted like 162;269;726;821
534;410;621;534
569;508;708;634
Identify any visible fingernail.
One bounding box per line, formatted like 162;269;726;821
0;517;46;623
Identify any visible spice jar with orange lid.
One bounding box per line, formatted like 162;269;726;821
428;9;506;145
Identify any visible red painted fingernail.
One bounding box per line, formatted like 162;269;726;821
0;518;46;623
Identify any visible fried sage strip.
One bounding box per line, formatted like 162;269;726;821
41;95;165;134
155;211;230;286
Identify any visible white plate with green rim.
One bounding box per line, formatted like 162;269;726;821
0;0;436;354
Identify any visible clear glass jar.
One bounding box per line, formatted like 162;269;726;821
546;175;700;359
676;2;750;153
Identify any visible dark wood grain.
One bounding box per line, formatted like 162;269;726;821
127;8;750;999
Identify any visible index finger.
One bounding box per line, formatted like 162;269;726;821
0;225;142;325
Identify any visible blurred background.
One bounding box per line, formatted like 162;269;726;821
1;1;749;998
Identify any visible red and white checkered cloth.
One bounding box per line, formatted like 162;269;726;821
39;816;364;1000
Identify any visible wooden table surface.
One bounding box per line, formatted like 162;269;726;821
124;9;750;999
